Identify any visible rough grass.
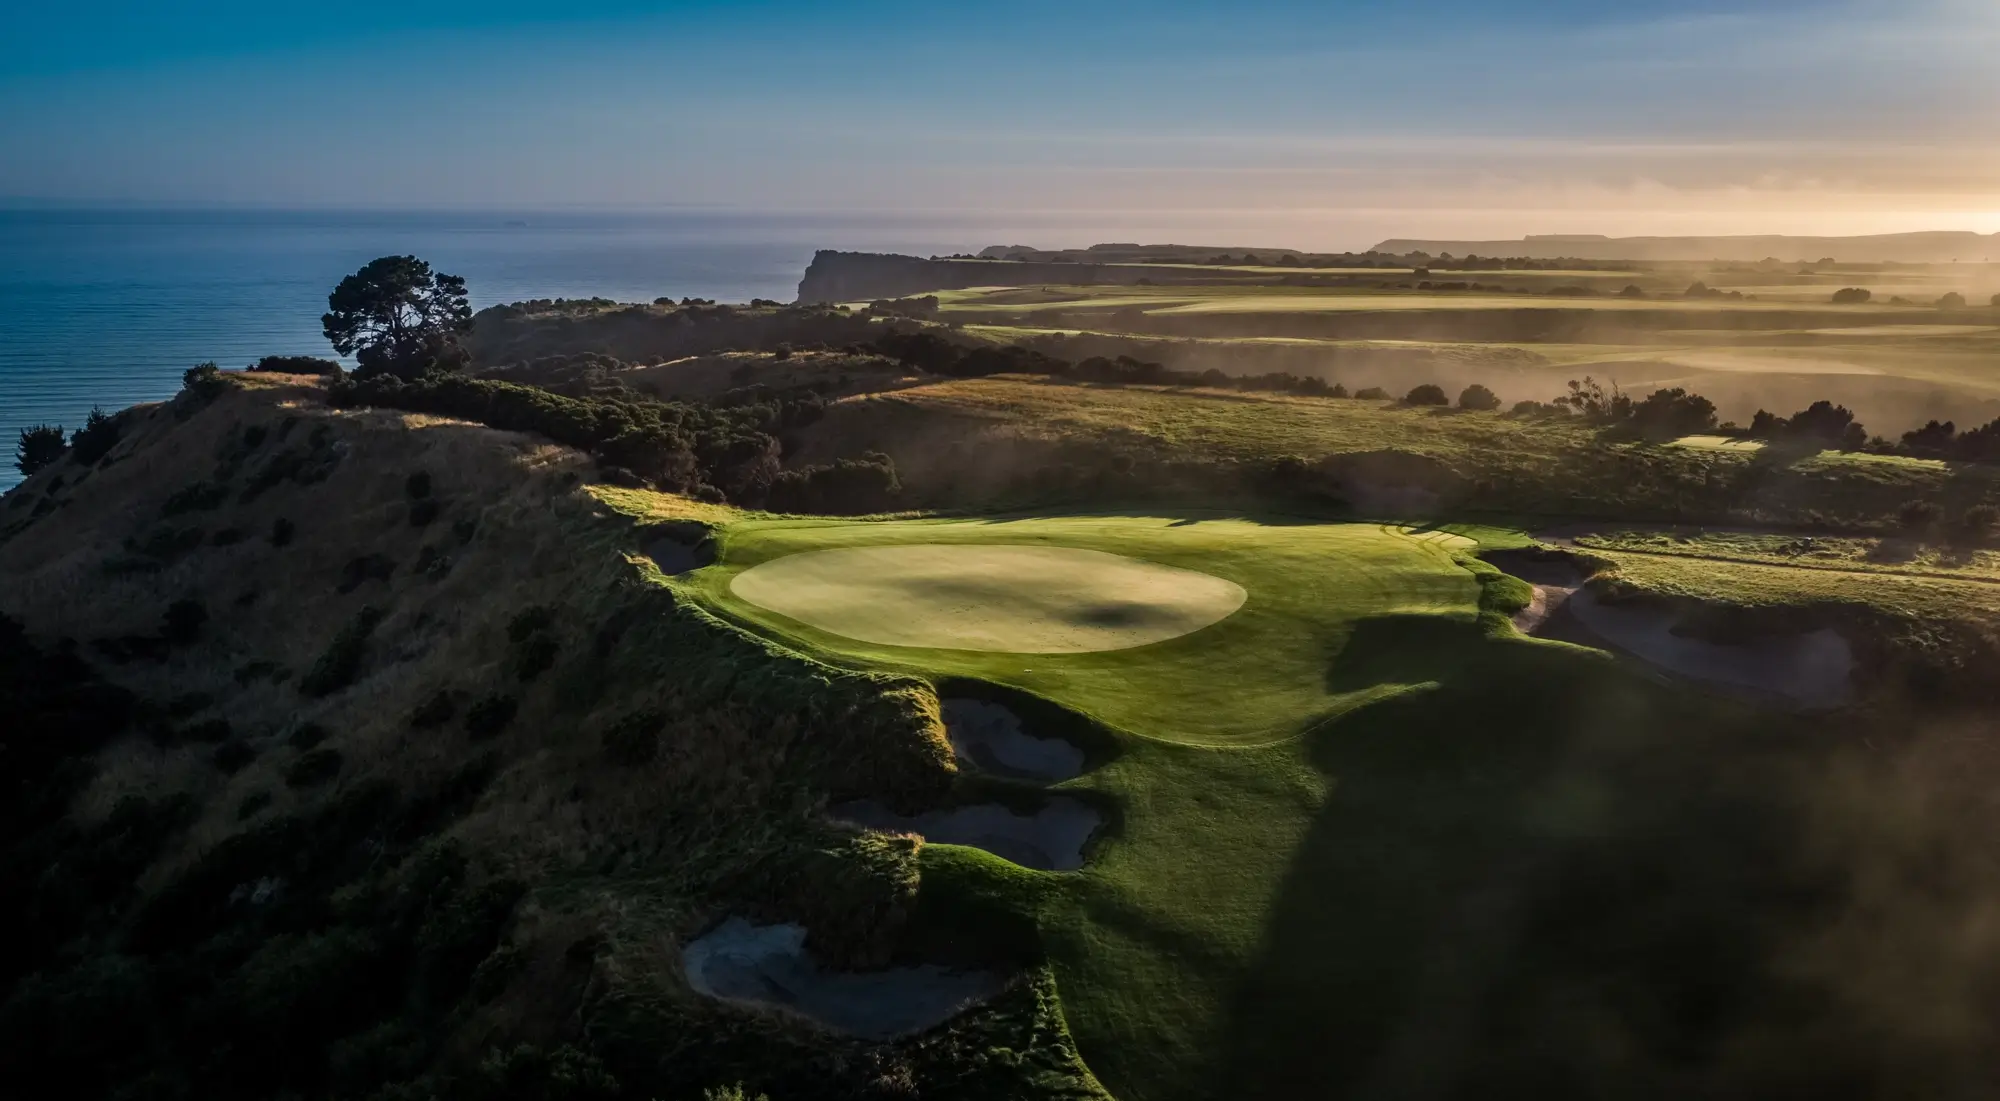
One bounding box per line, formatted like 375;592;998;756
0;378;1106;1099
792;375;2000;528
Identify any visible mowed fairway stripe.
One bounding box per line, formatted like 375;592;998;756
728;544;1247;653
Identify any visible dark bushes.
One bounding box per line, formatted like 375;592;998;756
765;452;901;514
181;362;227;402
512;635;559;683
337;554;397;593
1748;400;1867;450
1404;384;1449;406
69;407;122;465
285;748;344;788
1457;384;1500;411
465;695;517;740
162;599;208;645
14;424;67;476
299;606;385;698
410;691;458;729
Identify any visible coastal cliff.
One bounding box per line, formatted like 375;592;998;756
796;249;1131;303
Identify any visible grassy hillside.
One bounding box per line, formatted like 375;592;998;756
0;375;1100;1101
791;375;2000;530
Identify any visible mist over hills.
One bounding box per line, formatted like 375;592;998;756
1373;232;2000;264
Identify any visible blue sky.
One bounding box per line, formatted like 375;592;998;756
3;1;1996;245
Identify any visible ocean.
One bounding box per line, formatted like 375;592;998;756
0;208;974;490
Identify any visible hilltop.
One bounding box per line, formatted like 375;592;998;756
1374;231;2000;263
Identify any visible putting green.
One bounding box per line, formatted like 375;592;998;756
686;514;1507;746
728;544;1247;653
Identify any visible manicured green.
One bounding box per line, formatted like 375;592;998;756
687;513;1491;747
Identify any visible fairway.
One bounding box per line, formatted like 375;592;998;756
690;513;1489;746
728;543;1246;653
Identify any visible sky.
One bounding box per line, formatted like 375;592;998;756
3;0;1997;248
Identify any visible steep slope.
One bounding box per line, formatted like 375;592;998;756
0;374;1099;1101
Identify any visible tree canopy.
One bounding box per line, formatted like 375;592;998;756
13;425;67;477
322;256;473;380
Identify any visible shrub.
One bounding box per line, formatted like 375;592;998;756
409;498;442;527
299;606;385;698
512;635;559;683
285;747;343;789
181;362;227;401
14;424;67;476
69;407;122;465
1902;420;1957;453
270;517;296;546
1939;292;1967;309
162;480;229;516
405;471;432;499
602;710;665;766
1456;384;1500;411
507;607;554;644
1353;386;1390;401
1404;384;1449;406
465;695;517;740
1784;400;1867;450
288;721;331;750
336;554;396;594
238;791;272;819
765;452;900;515
162;599;208;645
1898;500;1940;535
1831;287;1872;304
213;741;257;774
1954;504;1999;544
1628;388;1718;437
410;690;457;729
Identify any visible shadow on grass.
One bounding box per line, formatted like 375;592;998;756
1211;631;1896;1099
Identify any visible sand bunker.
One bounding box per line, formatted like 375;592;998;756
729;544;1246;653
834;798;1102;871
683;918;1005;1040
1566;588;1853;709
941;698;1085;781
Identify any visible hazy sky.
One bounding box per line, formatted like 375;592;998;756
4;1;1997;247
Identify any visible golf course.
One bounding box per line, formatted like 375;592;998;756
687;514;1508;747
664;508;1855;1099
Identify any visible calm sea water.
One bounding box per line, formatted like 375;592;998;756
0;208;978;490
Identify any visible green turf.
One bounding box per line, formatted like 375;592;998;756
673;509;1881;1100
687;513;1491;747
